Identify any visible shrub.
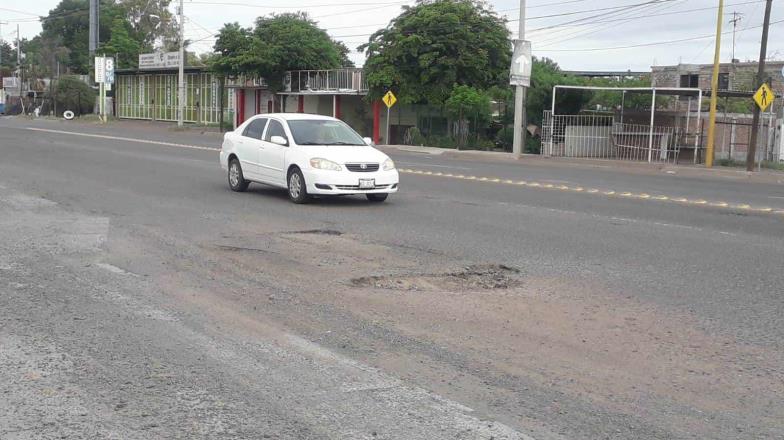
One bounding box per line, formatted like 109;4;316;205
54;76;96;115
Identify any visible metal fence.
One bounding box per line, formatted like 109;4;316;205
284;69;368;93
541;111;684;164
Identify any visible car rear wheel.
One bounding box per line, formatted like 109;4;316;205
228;158;250;192
366;193;388;203
288;168;310;204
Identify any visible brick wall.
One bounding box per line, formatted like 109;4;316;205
652;61;784;94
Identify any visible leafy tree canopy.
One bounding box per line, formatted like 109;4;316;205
32;0;177;74
445;84;491;121
101;18;142;69
361;0;511;105
526;57;591;126
211;13;350;91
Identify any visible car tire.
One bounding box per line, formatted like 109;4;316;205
287;168;310;204
228;158;250;192
366;193;388;203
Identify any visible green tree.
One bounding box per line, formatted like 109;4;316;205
40;0;128;74
211;23;254;77
101;18;141;69
54;75;96;115
445;84;491;148
526;57;591;126
361;0;510;105
118;0;177;50
211;13;347;91
1;41;16;75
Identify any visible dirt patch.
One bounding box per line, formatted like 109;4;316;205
351;264;522;291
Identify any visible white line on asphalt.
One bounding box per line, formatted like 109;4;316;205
26;127;220;152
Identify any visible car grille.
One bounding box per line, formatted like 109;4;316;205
345;163;379;172
334;184;391;191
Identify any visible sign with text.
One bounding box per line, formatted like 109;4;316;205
510;39;532;87
104;57;115;84
139;52;180;70
2;77;19;89
95;56;105;83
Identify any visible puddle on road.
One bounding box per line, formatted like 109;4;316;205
351;264;522;292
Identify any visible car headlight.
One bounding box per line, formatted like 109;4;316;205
310;158;342;171
383;158;395;171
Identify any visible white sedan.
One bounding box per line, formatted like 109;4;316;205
219;114;399;203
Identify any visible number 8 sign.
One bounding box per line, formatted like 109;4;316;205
104;57;115;84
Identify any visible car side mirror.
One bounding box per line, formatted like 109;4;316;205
270;135;288;146
363;137;374;146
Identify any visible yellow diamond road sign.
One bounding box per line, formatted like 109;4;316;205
753;83;774;111
382;91;397;108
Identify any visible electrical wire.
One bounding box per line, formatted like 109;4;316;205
538;18;784;52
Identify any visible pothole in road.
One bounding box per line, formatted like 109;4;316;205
351;264;522;292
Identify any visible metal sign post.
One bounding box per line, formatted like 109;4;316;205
382;91;397;145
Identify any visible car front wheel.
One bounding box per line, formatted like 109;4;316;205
288;168;310;204
366;193;388;203
228;158;250;192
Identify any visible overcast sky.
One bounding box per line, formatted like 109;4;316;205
3;0;783;71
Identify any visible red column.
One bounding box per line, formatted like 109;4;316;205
255;90;261;114
297;96;304;113
372;100;381;144
333;95;342;119
236;89;245;126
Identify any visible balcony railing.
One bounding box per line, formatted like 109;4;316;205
284;69;368;94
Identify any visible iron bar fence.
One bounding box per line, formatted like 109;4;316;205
284;69;368;93
542;111;684;164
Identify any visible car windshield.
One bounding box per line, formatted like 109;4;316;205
288;119;366;146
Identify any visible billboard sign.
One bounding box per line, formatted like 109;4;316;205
139;52;180;70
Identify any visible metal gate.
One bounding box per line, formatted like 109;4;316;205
542;111;684;164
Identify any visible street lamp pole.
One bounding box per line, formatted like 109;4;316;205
512;0;527;159
177;0;185;127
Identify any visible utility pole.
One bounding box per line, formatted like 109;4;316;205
746;0;773;171
512;0;527;159
705;0;724;168
88;0;99;55
177;0;185;127
729;11;743;61
17;24;22;106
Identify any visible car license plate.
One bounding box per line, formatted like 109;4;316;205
359;179;375;189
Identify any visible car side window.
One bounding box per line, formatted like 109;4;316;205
264;120;287;143
243;118;268;140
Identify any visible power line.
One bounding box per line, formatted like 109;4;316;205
524;0;762;33
538;18;784;52
329;0;678;39
536;0;688;47
507;0;679;23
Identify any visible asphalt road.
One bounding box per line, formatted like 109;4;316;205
1;117;782;439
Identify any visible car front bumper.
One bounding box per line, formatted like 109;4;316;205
304;168;400;195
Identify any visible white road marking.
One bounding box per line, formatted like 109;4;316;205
26;127;220;152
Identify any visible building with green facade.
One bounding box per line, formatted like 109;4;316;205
115;67;234;125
